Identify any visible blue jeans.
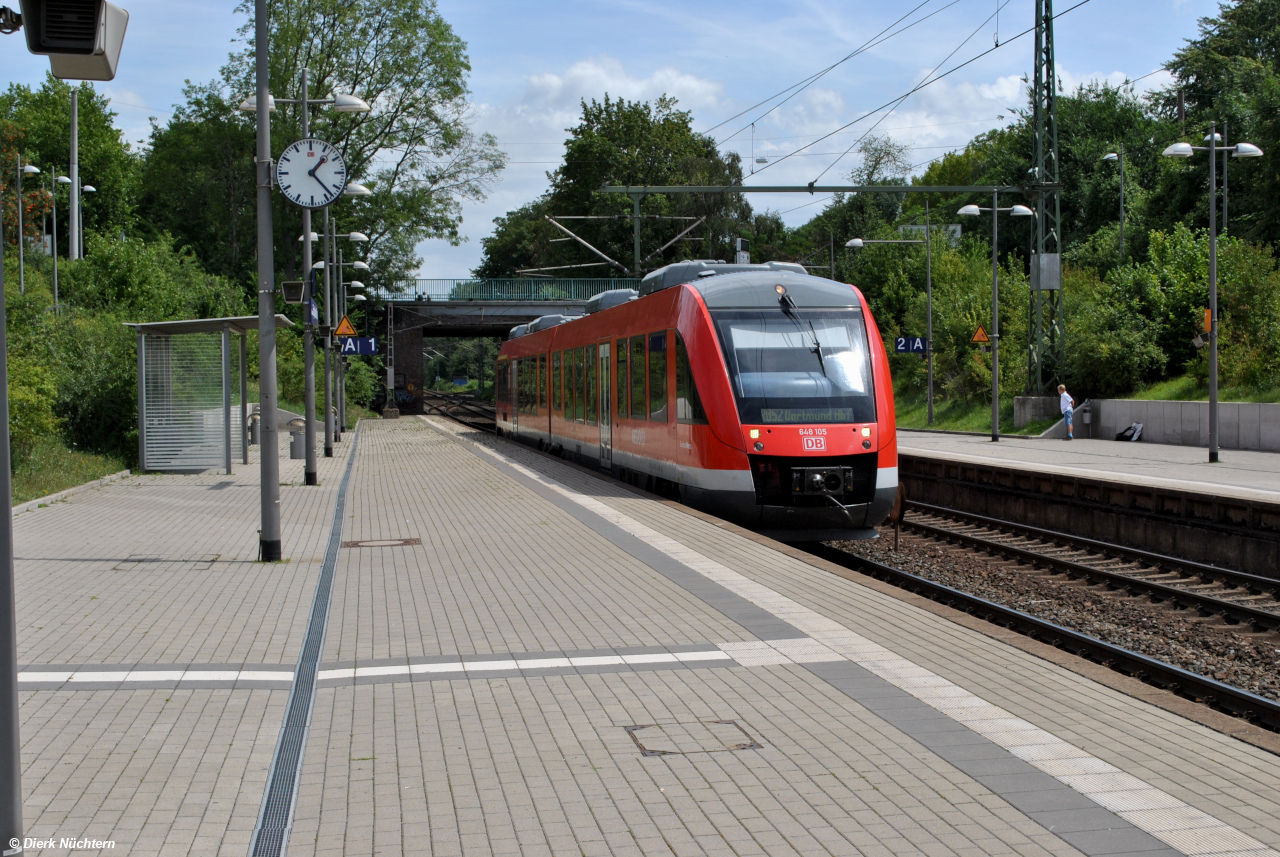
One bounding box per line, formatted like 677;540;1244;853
1063;407;1074;427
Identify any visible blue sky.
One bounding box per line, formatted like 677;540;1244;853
1;1;1222;277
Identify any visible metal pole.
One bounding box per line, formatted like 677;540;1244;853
0;199;25;855
223;323;232;475
1208;122;1219;464
255;0;283;561
1222;120;1228;233
300;68;318;484
631;194;641;276
1118;144;1125;259
337;247;345;438
69;90;79;260
16;155;24;295
240;334;249;465
925;198;934;425
991;189;1000;442
322;207;334;457
829;230;834;280
50;172;58;312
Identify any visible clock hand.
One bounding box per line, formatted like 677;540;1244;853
307;155;329;178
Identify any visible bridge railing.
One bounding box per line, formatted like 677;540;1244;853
384;278;641;301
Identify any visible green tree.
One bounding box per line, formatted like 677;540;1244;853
0;74;139;250
475;95;751;278
214;0;506;289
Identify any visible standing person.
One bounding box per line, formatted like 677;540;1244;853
1059;384;1075;440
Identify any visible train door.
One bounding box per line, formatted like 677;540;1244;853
598;342;612;467
511;358;519;437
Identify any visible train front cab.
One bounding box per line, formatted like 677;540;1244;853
675;270;897;541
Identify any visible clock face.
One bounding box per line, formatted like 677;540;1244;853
276;138;348;209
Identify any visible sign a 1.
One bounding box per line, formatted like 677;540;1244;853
894;336;928;354
339;337;378;355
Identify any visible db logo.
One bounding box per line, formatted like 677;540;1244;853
803;436;826;451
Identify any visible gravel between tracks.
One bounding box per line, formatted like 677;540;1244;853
830;529;1280;702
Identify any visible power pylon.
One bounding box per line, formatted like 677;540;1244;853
1028;0;1064;394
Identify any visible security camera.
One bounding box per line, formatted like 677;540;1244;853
17;0;129;81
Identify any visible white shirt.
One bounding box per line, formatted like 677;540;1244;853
1060;391;1073;413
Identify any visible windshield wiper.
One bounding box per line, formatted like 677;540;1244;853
806;318;827;376
777;293;828;378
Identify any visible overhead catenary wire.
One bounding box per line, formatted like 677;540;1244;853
747;0;1097;182
809;0;1015;184
708;0;966;143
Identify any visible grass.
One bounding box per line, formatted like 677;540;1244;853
893;387;1061;436
12;436;128;506
1126;375;1280;404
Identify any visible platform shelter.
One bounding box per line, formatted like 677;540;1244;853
127;315;292;473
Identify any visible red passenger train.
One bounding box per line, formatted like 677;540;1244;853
494;260;897;541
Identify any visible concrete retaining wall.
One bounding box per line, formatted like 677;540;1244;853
1014;396;1061;428
1091;399;1280;452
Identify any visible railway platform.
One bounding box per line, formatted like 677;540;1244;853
899;430;1280;504
10;418;1280;856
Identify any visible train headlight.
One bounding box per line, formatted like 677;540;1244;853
754;441;764;451
861;427;872;437
749;429;760;439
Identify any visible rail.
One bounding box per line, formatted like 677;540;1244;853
384;278;640;302
803;543;1280;732
902;501;1280;633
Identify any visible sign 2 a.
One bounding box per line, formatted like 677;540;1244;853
894;336;928;354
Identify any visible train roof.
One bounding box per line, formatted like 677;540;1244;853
643;261;861;309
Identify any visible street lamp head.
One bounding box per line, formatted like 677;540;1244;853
238;94;277;112
352;294;367;301
1162;142;1195;158
347;231;370;242
1101;152;1118;162
82;185;96;193
298;231;319;242
351;260;370;270
55;176;72;185
844;238;864;249
343;181;373;197
22;165;41;174
957;204;982;216
348;281;365;290
312;261;325;270
332;93;372;113
1233;141;1264;158
1203;132;1223;143
1010;204;1034;216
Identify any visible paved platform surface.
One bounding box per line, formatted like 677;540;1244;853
13;418;1280;856
899;430;1280;503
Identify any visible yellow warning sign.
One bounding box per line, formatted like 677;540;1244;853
971;325;991;344
1203;308;1212;332
334;315;358;337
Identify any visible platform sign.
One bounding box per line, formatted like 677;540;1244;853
307;298;319;327
339;337;378;355
895;336;927;354
971;325;991;344
334;315;358;337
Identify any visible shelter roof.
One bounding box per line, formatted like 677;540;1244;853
124;315;294;335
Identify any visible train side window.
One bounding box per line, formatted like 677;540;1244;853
616;339;628;418
575;346;586;422
538;353;547;411
648;332;668;422
675;333;707;424
630;335;646;417
585;344;598;425
552;352;562;411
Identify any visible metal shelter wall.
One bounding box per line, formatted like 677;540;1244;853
139;332;243;471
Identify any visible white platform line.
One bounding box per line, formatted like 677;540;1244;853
442;420;1279;857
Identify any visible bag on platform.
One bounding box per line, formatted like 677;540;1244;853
1115;422;1143;442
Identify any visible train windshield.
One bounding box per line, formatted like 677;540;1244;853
712;309;876;424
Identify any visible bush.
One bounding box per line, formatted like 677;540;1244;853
49;312;138;462
345;358;378;408
7;355;59;462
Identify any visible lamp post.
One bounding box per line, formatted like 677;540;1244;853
240;67;369;483
78;184;95;256
52;175;71;311
16;160;40;294
1101;145;1124;258
1162;124;1264;463
846;199;936;423
958;196;1034;442
335;251;369;434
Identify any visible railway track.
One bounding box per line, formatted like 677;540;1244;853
422;392;495;433
901;501;1280;634
804;542;1280;732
